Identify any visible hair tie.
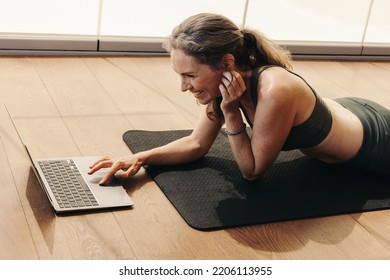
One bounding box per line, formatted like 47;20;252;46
242;31;257;66
243;32;255;48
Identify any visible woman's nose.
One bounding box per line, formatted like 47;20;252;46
180;78;192;92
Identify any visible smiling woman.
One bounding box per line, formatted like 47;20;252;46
170;48;223;105
163;12;291;121
89;13;390;185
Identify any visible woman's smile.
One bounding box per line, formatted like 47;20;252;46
192;90;205;99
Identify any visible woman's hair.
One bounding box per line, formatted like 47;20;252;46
163;13;292;119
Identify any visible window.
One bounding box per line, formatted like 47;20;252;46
0;0;388;55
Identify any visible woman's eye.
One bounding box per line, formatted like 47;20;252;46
184;73;198;78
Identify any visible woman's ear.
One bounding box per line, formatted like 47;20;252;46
220;54;235;70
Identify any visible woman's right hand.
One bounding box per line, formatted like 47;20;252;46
88;155;143;185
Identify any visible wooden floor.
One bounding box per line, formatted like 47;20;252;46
1;56;390;260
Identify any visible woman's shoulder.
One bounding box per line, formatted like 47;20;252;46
255;66;317;127
258;65;296;82
257;66;301;99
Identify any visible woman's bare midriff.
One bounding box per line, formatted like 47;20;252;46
301;98;364;163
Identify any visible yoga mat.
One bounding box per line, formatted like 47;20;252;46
123;129;390;231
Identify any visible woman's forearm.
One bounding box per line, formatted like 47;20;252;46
224;111;263;180
137;135;207;166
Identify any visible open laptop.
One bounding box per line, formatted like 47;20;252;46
6;106;134;213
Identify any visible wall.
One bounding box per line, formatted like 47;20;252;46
0;0;388;55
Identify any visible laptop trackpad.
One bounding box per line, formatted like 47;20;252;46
88;172;119;186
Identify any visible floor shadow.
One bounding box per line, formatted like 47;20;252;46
25;167;57;254
223;212;363;255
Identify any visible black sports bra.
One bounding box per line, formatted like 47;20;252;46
248;65;333;151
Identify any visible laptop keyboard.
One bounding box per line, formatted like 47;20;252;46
38;159;99;208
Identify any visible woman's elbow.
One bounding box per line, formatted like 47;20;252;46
242;170;263;181
189;138;210;160
241;162;270;181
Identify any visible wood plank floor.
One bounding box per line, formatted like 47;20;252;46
1;56;390;260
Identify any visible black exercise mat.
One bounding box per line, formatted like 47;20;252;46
123;129;390;231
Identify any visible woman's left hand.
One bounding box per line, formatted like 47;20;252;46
219;70;246;113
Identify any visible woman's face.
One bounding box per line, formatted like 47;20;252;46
171;49;223;105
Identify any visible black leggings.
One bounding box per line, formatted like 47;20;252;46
335;97;390;175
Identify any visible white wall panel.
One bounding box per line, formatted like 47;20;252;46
0;0;390;56
98;0;247;51
0;0;99;35
246;0;371;42
363;0;390;55
245;0;372;54
100;0;246;37
0;0;99;50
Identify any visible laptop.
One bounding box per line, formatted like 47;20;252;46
6;106;134;213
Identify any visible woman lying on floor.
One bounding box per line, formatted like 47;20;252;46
89;13;390;185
